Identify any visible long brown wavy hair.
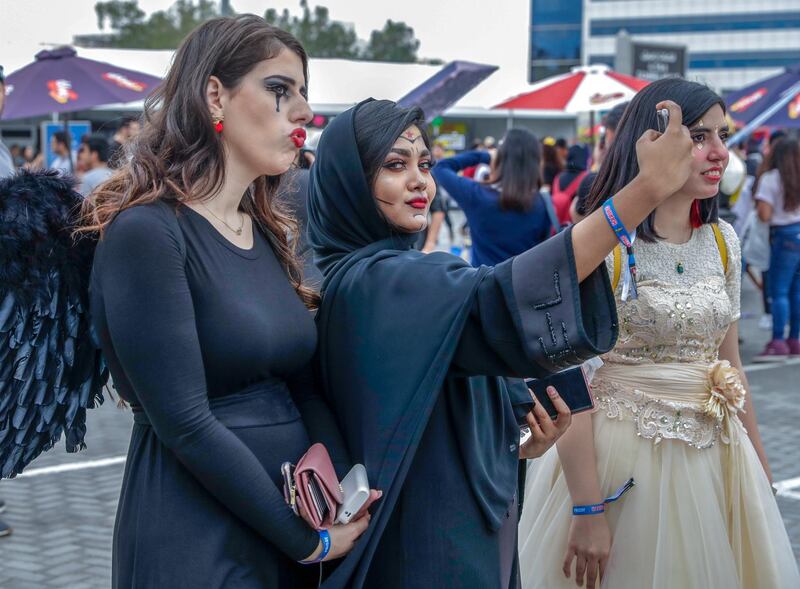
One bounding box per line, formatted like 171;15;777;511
768;137;800;213
80;15;319;308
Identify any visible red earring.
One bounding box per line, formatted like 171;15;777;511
213;115;224;134
690;199;703;228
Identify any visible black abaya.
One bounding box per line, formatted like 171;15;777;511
306;100;618;588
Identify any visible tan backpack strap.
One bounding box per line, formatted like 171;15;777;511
612;244;622;292
711;223;728;274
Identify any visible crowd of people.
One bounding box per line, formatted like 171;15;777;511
725;130;800;361
0;114;139;194
1;13;799;589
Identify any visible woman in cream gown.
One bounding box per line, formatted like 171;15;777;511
518;79;800;589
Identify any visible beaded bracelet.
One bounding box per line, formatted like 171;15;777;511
299;529;331;564
573;478;635;516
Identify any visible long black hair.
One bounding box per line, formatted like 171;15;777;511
493;128;542;212
584;78;725;242
353;99;430;190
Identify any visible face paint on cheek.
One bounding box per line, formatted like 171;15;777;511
274;94;283;113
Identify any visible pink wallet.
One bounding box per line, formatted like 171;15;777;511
283;443;344;530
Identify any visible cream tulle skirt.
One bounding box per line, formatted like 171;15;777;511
518;362;799;589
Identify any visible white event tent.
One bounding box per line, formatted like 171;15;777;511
1;47;579;146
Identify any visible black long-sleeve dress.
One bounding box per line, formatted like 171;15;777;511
90;200;345;588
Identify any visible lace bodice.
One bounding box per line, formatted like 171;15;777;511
603;221;741;365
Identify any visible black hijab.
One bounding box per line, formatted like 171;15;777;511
308;100;530;587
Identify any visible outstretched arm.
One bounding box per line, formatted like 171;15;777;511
431;150;490;210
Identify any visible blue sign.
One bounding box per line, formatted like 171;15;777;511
40;120;91;171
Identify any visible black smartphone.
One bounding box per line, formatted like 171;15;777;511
523;366;594;420
656;108;669;134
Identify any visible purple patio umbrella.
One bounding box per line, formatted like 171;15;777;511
1;46;162;120
725;63;800;129
397;60;498;122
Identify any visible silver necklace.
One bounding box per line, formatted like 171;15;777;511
201;202;244;236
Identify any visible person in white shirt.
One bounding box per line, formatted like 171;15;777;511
754;136;800;360
77;134;113;196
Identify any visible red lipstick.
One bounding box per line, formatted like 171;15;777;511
407;196;428;209
290;128;307;148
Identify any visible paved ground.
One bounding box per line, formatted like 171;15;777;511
0;264;798;587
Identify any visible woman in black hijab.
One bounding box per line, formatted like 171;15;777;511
307;99;695;588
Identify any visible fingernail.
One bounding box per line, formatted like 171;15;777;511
377;490;383;498
547;386;557;396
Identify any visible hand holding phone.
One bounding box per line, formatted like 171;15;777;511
524;366;594;420
518;385;573;459
636;101;694;202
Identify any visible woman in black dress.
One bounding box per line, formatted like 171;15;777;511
83;16;368;588
306;99;698;588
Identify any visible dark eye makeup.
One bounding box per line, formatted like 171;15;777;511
262;76;309;102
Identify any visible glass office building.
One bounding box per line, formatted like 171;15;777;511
529;0;584;81
529;0;800;93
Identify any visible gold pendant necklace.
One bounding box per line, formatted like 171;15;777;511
201;202;244;235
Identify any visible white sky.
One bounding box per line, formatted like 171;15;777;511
2;0;532;80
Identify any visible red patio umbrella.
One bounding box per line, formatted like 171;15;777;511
494;65;649;113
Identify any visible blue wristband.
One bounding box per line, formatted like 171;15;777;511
602;197;633;248
602;198;639;300
299;529;331;564
573;478;635;516
573;503;605;515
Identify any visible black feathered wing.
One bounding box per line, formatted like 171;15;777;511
0;170;108;478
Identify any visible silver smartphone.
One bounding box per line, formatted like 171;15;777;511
656;108;669;134
336;464;370;524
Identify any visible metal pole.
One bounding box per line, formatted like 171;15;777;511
63;112;73;173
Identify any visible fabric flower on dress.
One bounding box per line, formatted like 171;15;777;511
705;360;746;442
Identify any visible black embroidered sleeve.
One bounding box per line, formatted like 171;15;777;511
449;226;617;379
499;226;618;374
